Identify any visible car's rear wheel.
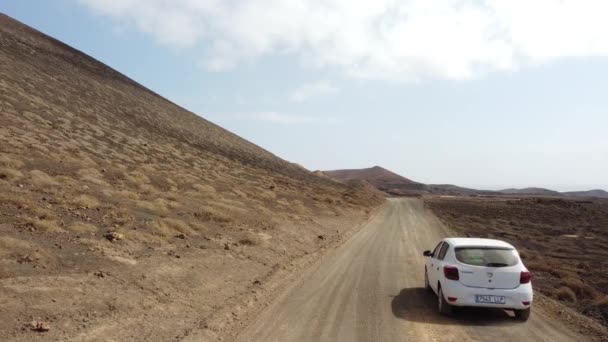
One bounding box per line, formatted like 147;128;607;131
438;286;452;315
424;269;431;291
514;308;531;321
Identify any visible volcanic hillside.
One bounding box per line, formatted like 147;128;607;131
324;166;427;195
0;14;383;341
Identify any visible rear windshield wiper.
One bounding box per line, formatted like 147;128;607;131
485;262;509;267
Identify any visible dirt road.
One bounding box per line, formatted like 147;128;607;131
235;198;585;342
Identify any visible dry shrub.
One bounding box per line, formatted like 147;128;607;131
561;276;600;299
0;154;24;168
109;208;134;225
233;189;248;198
135;199;169;216
162;218;195;235
126;170;151;185
0;236;32;257
292;201;308;215
72;194;100;208
168;200;180;209
0;192;29;208
164;192;179;201
216;199;248;212
68;221;97;233
555;286;577;302
594;296;608;309
78;168;107;186
254;204;273;217
277;198;290;207
195;206;232;223
26;218;64;233
29;170;59;187
525;260;553;273
0;167;23;181
138;183;157;195
259;190;276;200
102;189;139;200
150;219;194;237
32;207;56;220
192;183;216;194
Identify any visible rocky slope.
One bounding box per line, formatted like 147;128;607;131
0;14;384;341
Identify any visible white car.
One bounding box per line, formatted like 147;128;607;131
423;238;533;321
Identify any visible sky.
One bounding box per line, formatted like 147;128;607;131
1;0;607;191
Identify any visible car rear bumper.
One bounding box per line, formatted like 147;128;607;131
441;282;533;310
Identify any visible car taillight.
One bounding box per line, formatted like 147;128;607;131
443;266;459;281
520;271;531;284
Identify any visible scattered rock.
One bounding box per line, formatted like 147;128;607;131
93;271;105;278
29;319;50;332
104;231;124;242
253;280;261;285
317;235;325;240
239;238;255;246
17;255;33;264
224;243;230;250
175;233;186;239
167;250;181;258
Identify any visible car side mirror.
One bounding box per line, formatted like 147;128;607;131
423;250;432;257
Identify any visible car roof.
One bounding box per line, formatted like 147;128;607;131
442;237;515;249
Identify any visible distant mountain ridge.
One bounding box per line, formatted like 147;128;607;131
499;187;562;196
323;166;608;198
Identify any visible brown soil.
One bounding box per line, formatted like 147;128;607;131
0;14;384;341
424;195;608;333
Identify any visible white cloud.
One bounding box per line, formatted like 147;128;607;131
217;111;337;125
80;0;608;81
289;80;338;102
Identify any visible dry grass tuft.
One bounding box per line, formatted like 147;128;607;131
78;168;108;186
0;236;32;257
561;277;599;299
126;170;151;185
72;194;100;208
0;167;23;181
192;183;216;194
102;189;140;200
194;205;232;223
135;199;170;216
29;170;59;187
161;218;196;235
0;154;24;169
555;286;577;302
32;207;56;220
68;221;98;233
25;218;64;233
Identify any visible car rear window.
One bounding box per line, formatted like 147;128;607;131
455;247;519;267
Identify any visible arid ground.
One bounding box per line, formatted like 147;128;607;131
235;199;607;342
425;195;608;332
0;14;383;341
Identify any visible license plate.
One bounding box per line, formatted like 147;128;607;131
475;295;505;304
